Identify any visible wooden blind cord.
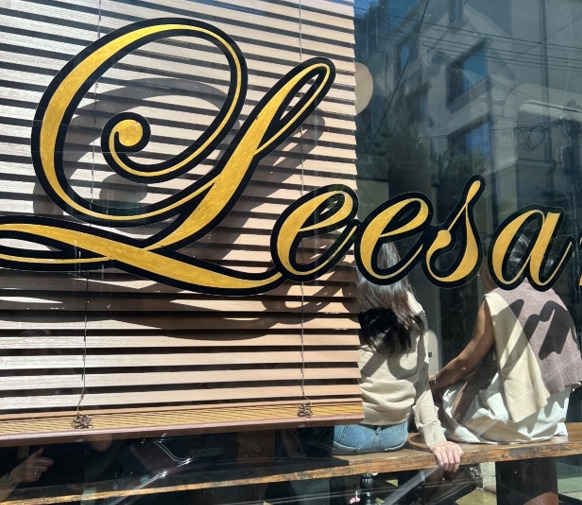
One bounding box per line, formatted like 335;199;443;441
72;21;102;430
71;253;93;430
296;16;312;419
297;283;312;419
296;123;311;417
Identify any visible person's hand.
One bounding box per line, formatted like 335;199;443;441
428;374;445;395
10;448;54;485
430;441;463;473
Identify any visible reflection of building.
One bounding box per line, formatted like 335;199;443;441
357;0;582;221
354;0;582;411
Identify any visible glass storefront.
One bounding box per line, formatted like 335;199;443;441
354;0;582;501
1;0;582;503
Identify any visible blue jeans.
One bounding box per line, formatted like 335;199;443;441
331;421;409;455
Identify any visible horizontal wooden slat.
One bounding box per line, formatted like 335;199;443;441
0;315;358;330
0;349;360;369
0;268;357;293
0;333;358;349
0;400;364;444
2;383;363;410
1;366;362;391
0;298;354;313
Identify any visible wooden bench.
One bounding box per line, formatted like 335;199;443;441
5;423;582;505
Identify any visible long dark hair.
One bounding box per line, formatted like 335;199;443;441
357;243;425;355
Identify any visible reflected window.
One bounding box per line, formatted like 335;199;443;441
449;119;491;157
447;44;486;102
398;38;417;73
450;0;463;23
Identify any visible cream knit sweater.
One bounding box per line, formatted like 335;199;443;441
357;292;446;448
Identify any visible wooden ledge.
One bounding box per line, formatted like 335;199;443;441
5;423;582;505
336;423;582;474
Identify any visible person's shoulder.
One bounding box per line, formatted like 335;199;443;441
486;279;550;301
406;290;425;316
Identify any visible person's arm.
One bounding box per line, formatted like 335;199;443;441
412;316;463;472
0;448;53;502
430;440;463;473
429;299;495;393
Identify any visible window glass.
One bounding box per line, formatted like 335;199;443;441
353;0;582;502
398;41;412;72
1;1;582;505
450;0;463;22
450;119;491;156
448;44;487;101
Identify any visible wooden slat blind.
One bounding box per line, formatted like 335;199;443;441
0;0;363;443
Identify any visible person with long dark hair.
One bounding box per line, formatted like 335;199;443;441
284;243;462;505
331;242;462;465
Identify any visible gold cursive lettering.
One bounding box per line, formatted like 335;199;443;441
490;207;574;290
356;194;432;283
424;176;484;287
0;18;575;294
272;185;359;281
7;19;336;294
